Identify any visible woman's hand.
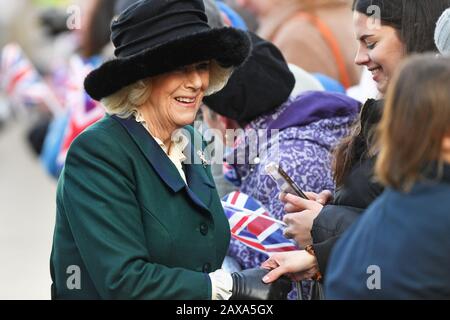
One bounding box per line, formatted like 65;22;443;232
261;250;319;283
280;193;324;247
283;211;321;247
279;190;333;212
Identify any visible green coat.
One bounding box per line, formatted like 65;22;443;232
50;115;231;299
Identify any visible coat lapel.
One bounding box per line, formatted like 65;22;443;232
112;115;214;211
182;136;216;210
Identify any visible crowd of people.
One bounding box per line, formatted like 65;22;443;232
1;0;450;300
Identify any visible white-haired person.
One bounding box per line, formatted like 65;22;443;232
50;0;291;300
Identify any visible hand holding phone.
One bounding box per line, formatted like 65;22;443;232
265;162;308;200
265;162;310;300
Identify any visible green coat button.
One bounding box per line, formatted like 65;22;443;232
200;223;208;236
202;263;211;273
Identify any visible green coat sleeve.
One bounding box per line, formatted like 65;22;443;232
61;129;212;299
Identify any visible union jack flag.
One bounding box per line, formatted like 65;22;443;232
223;162;241;187
0;43;63;115
56;56;104;168
221;191;297;255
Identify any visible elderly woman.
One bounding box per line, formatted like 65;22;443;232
50;0;291;300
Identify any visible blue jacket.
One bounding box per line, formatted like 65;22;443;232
325;164;450;299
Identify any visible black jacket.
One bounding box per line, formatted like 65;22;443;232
311;99;384;277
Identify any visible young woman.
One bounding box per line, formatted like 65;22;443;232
326;55;450;299
261;0;450;285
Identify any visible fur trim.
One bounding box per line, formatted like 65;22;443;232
84;28;251;101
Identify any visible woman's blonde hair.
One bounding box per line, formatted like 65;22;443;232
101;78;153;118
101;60;232;117
375;54;450;191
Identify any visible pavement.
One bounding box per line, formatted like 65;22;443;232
0;119;56;300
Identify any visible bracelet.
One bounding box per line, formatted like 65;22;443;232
305;245;323;281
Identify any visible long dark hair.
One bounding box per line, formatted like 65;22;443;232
333;0;450;187
333;99;383;187
352;0;450;54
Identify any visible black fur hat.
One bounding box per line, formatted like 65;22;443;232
84;0;251;101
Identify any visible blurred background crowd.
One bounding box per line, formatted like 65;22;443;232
1;0;449;300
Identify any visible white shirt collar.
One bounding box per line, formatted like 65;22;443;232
134;110;189;183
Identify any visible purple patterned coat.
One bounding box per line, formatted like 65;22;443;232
225;91;361;269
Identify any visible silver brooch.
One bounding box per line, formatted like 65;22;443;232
197;150;210;168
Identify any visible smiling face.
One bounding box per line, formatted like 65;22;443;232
142;61;210;136
353;12;406;95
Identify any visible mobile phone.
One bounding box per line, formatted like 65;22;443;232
265;162;308;199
